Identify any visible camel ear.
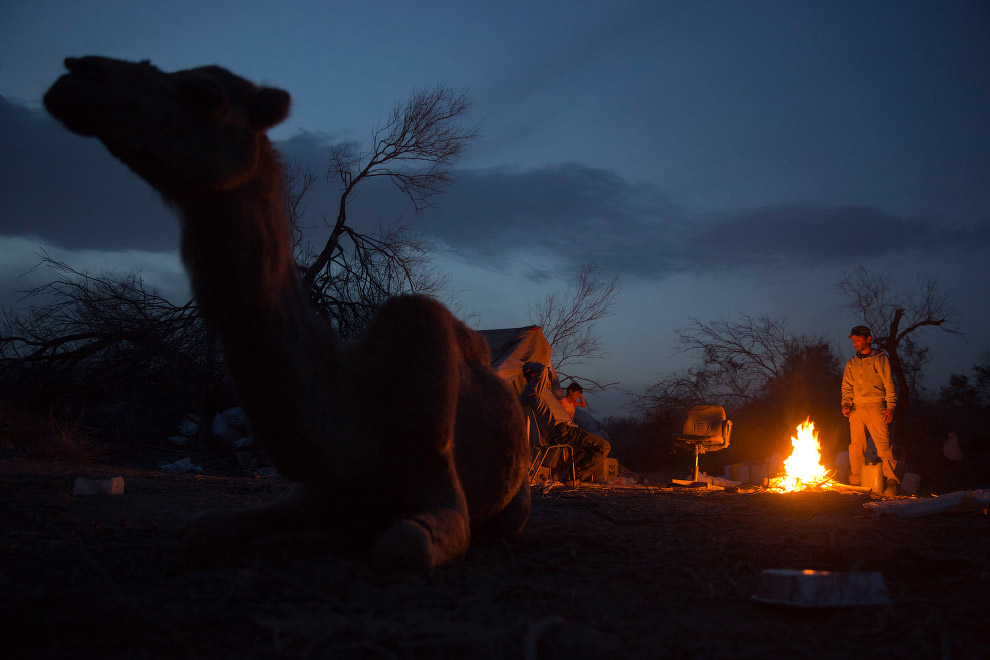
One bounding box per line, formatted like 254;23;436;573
249;88;291;130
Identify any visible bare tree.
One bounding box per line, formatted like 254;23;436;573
838;266;960;410
899;336;931;401
1;255;209;371
634;365;724;415
297;221;449;340
653;314;838;406
975;351;990;405
529;263;620;389
0;255;223;433
283;156;453;339
674;314;793;404
283;160;317;253
301;84;477;294
634;315;842;460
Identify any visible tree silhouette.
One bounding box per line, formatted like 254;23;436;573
837;266;960;412
301;84;477;295
529;263;620;390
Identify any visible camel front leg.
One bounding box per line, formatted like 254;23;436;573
372;453;471;570
182;484;377;567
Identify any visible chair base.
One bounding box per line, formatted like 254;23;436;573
529;444;576;486
671;479;708;488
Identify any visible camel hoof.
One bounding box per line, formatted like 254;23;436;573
372;519;438;571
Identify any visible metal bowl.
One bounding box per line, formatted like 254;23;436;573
752;569;890;607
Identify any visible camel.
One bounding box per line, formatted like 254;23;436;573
44;56;530;569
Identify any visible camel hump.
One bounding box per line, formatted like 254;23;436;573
454;320;491;367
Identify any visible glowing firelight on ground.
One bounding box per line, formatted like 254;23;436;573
772;418;830;492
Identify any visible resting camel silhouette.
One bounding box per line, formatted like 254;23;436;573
44;56;530;569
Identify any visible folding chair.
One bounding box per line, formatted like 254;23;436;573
525;407;576;486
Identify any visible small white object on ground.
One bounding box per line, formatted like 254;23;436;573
752;569;890;607
73;476;125;495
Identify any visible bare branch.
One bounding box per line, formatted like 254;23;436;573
1;256;223;427
302;85;477;293
529;263;620;388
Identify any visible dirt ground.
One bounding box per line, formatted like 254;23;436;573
2;446;989;660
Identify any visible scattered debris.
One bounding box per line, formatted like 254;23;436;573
943;432;964;461
864;489;990;517
752;569;890;608
72;476;124;495
212;406;252;447
612;476;640;487
901;471;921;495
159;457;203;474
167;412;200;446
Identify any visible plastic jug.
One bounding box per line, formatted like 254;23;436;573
861;462;884;494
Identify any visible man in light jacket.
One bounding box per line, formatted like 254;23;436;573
841;325;899;495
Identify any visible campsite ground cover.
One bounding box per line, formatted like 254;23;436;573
1;447;988;660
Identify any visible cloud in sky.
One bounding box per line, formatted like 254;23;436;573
1;0;988;418
0;95;179;251
4;102;988;292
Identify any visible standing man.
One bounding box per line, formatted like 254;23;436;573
841;325;899;496
520;362;610;483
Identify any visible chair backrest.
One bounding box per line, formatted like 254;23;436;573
674;405;732;453
682;404;728;438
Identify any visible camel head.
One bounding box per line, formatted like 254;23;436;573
44;56;291;197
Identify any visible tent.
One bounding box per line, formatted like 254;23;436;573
479;326;607;437
479;325;556;396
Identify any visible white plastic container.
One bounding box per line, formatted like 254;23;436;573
901;472;921;495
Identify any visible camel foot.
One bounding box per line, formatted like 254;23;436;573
372;514;469;571
479;479;531;539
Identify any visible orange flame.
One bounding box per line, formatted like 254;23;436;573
774;418;829;492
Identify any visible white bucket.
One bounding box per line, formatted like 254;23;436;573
901;472;921;495
749;464;767;486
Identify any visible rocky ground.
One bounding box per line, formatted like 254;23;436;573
2;448;988;660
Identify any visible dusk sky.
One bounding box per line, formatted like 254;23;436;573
1;1;988;417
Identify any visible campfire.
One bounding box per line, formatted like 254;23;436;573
768;418;834;492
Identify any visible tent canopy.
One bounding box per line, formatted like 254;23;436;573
479;325;572;422
480;326;561;395
481;325;610;437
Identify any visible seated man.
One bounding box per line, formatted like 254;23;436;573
558;382;587;420
520;362;610;482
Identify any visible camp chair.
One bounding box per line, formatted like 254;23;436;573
673;404;732;483
525;407;577;486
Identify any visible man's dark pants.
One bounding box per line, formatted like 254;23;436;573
554;424;610;480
